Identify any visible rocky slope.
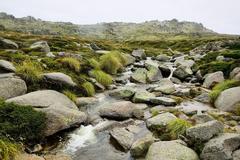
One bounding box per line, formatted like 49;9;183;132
0;12;214;40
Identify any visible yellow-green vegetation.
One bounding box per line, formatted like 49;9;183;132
59;57;81;72
90;69;113;86
63;90;77;102
0;139;20;160
209;80;240;102
100;51;127;74
0;100;46;141
234;103;240;116
89;58;101;70
167;118;192;139
82;82;95;97
151;108;160;117
16;60;43;83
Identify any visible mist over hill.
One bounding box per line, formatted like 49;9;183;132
0;12;215;40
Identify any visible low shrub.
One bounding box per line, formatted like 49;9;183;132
16;60;43;84
209;80;240;102
63;90;77;102
90;69;113;86
0;139;20;160
82;82;95;97
167;118;192;139
59;57;81;72
0;100;46;142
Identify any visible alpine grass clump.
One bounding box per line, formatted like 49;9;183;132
90;69;113;86
0;139;20;160
209;79;240;102
59;57;81;72
63;90;77;102
89;58;101;70
82;82;95;97
167;118;192;139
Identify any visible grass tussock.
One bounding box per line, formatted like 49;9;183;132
82;82;95;97
63;90;77;102
167;118;192;139
16;60;43;83
90;69;113;86
59;57;81;72
100;51;127;74
0;139;20;160
209;79;240;102
89;58;101;70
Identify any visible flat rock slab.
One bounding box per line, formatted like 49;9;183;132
146;112;177;129
150;97;176;106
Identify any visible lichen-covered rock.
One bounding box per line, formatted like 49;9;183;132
0;59;16;73
30;41;50;53
132;49;146;60
0;37;18;49
173;65;193;80
99;101;140;120
233;149;240;160
146;141;199;160
153;78;175;94
0;77;27;99
150;97;176;106
186;120;224;142
42;72;76;87
109;88;135;100
132;90;155;103
200;133;240;160
6;90;87;136
155;54;170;62
230;67;240;79
146;112;177;129
110;127;134;151
75;97;98;107
191;114;214;124
203;71;224;89
146;65;163;83
130;68;148;83
215;86;240;112
130;133;155;157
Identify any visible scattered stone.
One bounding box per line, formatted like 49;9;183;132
146;141;199;160
130;133;155;157
130;68;147;83
132;49;146;60
186;120;224;142
132;90;155;103
30;41;50;53
215;86;240;112
155;54;170;62
15;154;44;160
110;127;134;151
124;54;136;65
99;101;139;120
230;67;240;79
203;71;224;89
109;88;135;100
233;149;240;160
174;57;195;68
159;64;171;77
200;133;240;160
0;59;16;73
146;65;163;82
173;65;193;80
146;112;177;129
150;97;176;106
0;37;18;49
90;43;101;51
6;90;87;136
46;52;56;58
153;78;175;94
194;92;210;103
42;72;76;87
0;77;27;99
75;97;98;107
191;114;214;124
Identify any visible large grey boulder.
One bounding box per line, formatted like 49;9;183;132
146;141;199;160
0;77;27;99
0;37;18;49
203;71;224;89
0;60;16;73
132;49;146;60
6;90;87;136
174;57;195;68
146;112;177;129
153;78;175;94
173;65;193;80
42;72;76;87
146;65;163;83
30;41;50;53
155;54;170;62
132;90;155;103
99;101;140;120
230;67;240;79
186;120;224;142
130;68;147;83
124;54;136;65
215;87;240;112
110;127;134;151
200;133;240;160
150;97;176;106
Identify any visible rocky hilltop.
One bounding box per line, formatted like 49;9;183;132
0;12;214;39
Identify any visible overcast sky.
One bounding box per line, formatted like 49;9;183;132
1;0;239;34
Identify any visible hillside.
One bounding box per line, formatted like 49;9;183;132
0;12;214;40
